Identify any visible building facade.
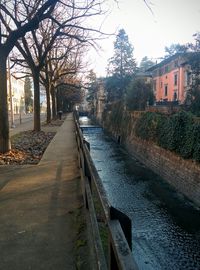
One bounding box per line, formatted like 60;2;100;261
147;53;192;104
95;81;106;122
8;75;25;115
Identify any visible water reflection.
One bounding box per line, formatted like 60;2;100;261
80;117;200;270
79;116;91;125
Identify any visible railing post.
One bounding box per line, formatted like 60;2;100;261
109;206;136;270
109;206;132;269
110;206;132;250
109;242;118;270
83;139;90;151
83;141;92;190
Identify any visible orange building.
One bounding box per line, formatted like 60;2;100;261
147;53;192;104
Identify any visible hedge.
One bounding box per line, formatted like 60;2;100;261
135;111;200;162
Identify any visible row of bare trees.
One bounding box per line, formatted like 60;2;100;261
0;0;106;153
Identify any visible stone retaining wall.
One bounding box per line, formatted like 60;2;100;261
103;110;200;207
124;135;200;207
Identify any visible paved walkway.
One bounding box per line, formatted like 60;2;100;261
0;113;92;270
9;113;46;137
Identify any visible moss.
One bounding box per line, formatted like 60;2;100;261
74;206;88;270
76;239;87;248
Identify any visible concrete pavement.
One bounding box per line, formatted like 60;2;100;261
9;113;46;137
0;113;92;270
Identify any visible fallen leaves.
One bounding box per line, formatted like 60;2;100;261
0;130;56;165
0;149;28;165
0;118;66;165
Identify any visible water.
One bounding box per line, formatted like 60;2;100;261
79;117;200;270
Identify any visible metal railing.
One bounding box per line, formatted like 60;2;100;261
74;113;138;270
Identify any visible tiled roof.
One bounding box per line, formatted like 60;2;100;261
146;52;198;72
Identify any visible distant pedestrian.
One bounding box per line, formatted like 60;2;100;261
58;110;63;120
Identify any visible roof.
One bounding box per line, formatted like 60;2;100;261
136;71;152;77
146;52;199;72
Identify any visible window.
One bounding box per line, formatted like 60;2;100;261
159;67;164;76
174;73;178;86
164;85;168;96
184;71;191;86
174;60;178;68
173;91;177;101
153;80;157;92
165;65;169;73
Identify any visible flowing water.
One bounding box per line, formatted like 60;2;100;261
79;116;200;270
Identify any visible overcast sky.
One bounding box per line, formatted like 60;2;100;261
88;0;200;77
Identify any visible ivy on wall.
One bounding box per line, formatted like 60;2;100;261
103;101;124;132
135;111;200;162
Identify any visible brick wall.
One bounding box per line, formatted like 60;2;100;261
124;135;200;207
103;110;200;207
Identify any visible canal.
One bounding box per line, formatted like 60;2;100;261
80;116;200;270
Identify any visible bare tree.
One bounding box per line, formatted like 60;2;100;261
56;79;83;113
40;37;87;121
0;0;59;153
11;0;107;131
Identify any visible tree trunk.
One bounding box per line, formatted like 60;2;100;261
46;84;51;123
33;68;41;131
56;88;62;112
50;84;57;119
0;53;10;153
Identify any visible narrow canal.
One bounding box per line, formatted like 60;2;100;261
80;116;200;270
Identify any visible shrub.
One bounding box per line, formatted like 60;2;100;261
110;101;124;130
169;111;194;156
157;116;172;149
192;123;200;161
126;78;154;111
135;111;200;162
135;112;164;141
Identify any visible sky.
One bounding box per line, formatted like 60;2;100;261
88;0;200;77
